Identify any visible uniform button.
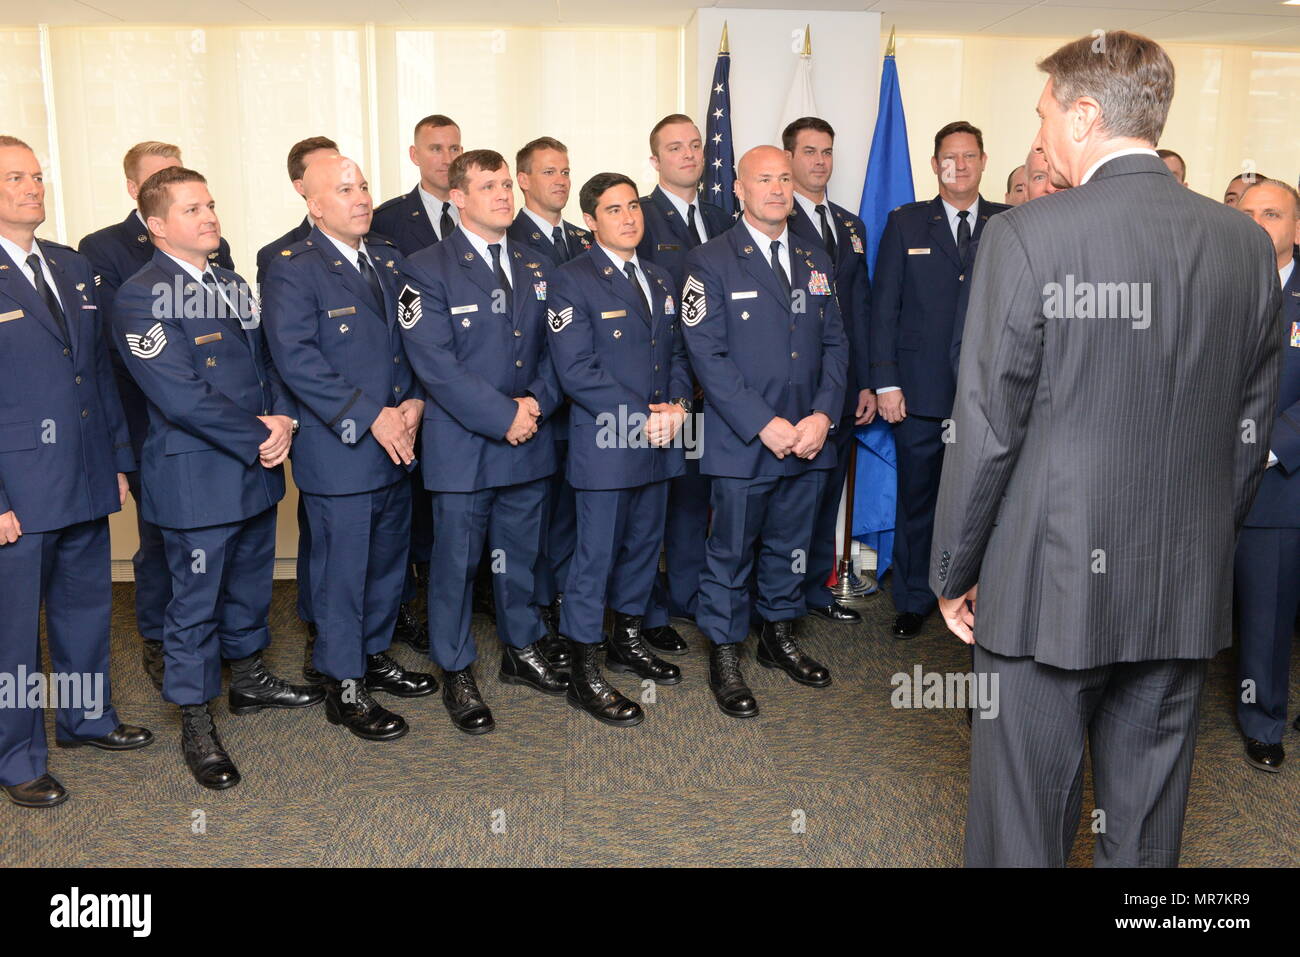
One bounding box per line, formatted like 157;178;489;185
63;348;70;356
791;352;799;359
654;364;659;372
393;386;401;394
515;359;524;368
263;408;269;415
74;375;82;385
394;356;400;364
651;339;656;346
513;330;522;338
654;390;661;396
790;325;796;331
81;409;89;418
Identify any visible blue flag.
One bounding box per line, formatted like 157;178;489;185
858;50;913;279
703;45;738;218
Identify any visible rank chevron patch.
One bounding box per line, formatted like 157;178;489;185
125;322;167;359
547;306;573;333
396;284;422;329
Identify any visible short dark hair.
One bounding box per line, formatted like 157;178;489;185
933;121;984;158
781;116;835;153
1226;171;1269;193
1006;165;1026;193
413;114;458;142
449;149;507;193
649;113;697;156
287;136;338;182
1037;31;1175;145
579;172;638;218
516;137;568;174
138;166;207;221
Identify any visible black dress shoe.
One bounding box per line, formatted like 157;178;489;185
56;723;154;751
3;774;68;808
180;704;239;790
142;639;165;691
325;680;408;741
499;642;570;695
539;596;571;668
442;667;495;734
1245;738;1284;772
607;613;681;684
807;602;862;623
708;643;758;718
892;612;925;639
228;654;326;715
565;638;643;727
643;623;689;656
302;636;327;685
366;652;437;697
392;601;429;654
756;620;831;687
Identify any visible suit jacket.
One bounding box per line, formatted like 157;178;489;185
1244;254;1300;527
636;186;732;291
870;195;1008;418
255;216;313;292
930;153;1282;668
546;246;690;490
396;229;561;493
261;227;422;496
789;198;872;420
507;210;592;266
0;240;133;532
113;250;293;529
680;220;847;480
372;186;439;257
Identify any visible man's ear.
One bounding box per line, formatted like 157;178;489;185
126;179;141;203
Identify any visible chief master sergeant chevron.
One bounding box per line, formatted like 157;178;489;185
680;145;847;720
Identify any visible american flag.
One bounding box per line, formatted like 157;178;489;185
702;31;738;219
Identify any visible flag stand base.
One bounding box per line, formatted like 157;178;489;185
830;559;877;605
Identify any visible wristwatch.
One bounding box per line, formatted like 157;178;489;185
672;397;692;414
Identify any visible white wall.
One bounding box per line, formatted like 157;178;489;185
687;8;881;213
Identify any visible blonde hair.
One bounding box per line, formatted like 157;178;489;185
124;141;182;183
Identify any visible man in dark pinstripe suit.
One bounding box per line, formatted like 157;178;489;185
930;31;1283;866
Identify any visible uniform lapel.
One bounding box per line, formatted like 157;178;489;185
971;196;994;243
927;197;963;269
41;244;88;360
452;230;504;307
652;186;692;245
405;187;438;248
732;223;789;306
594;247;651;325
0;244;68;351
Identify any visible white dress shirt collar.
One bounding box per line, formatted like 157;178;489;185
1280;257;1296;292
459;225;510;274
597;241;652;302
320;229;369;271
742;217;791;276
1079;147;1160;186
522;205;563;240
0;233;62;309
940;196;979;246
418;185;458;239
660;186;708;242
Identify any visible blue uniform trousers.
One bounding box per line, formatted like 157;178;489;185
1234;526;1300;745
125;469;170;641
428;478;548;672
0;518;120;785
160;506;277;705
295;494;314;624
303;479;411;681
891;413;945;616
533;438;577;607
560;481;670;644
805;418;856;608
696;471;827;646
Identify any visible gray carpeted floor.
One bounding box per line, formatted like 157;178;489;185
4;580;1297;867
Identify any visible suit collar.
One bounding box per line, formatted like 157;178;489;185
650;185;694;243
0;240;74;353
1084;151;1167;185
728;220;788;305
591;244;654;325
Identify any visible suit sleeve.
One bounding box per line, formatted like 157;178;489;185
869;211;905;391
680;252;779;443
1233;264;1285;526
950;265;973;377
812;278;849;424
524;280;563;418
849;248;872;394
668;294;693;404
546;271;646;417
1272;391;1300;475
396;259;517;439
90;275;135;473
261;260;381;441
928;216;1044;598
112;281;269;465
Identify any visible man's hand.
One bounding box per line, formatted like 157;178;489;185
118;472;129;508
397;398;425;443
371;406;415;466
759;416;800;459
0;509;21;546
257;415;295;468
877;389;906;424
939;585;977;645
855;389;877;425
505;397;539;446
646;402;686;447
791;412;833;460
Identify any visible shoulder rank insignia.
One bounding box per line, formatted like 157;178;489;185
525;262;540;269
681;275;706;327
396;284;422;329
281;249;291;256
125;322;167;359
547;306;573;333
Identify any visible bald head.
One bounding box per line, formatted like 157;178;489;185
304;154;373;246
735;145;793;233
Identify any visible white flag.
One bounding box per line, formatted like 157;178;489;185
777;51;818;139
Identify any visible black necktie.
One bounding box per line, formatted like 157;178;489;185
769;240;791;300
551;225;570;264
816;204;837;259
439;202;455;242
27;253;69;344
624;261;651;320
956;209;971;264
489;243;513;313
686;204;702;248
357;251;385;313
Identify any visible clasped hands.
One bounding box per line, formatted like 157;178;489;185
371;398;424;466
759;412;832;460
506;396;542;446
256;415;295;468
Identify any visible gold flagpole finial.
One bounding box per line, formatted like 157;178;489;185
802;24;811;57
885;25;896;57
720;21;729;55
